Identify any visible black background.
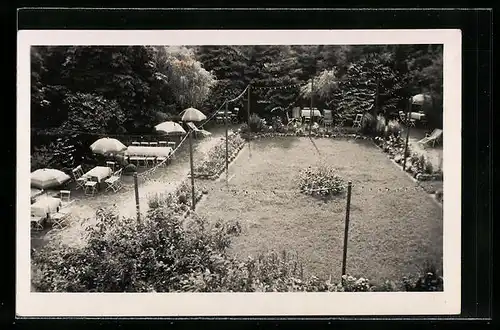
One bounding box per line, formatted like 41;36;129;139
2;6;494;329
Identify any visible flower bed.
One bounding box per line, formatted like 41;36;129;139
373;136;443;182
193;133;246;180
298;166;346;198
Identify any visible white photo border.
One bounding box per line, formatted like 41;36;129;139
17;29;462;317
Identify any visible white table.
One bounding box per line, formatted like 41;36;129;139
410;112;426;120
125;146;173;157
301;109;322;118
82;166;113;183
31;196;62;218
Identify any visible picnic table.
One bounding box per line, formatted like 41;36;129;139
31;196;62;218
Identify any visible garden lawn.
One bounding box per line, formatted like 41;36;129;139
196;137;443;285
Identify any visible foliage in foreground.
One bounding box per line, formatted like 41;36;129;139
32;197;443;292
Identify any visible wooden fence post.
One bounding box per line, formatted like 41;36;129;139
341;181;353;278
133;172;140;223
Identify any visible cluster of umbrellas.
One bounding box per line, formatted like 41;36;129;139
31;108;208;190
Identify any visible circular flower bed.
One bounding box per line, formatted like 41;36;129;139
298;166;346;197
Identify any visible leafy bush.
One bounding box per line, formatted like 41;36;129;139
386;119;402;137
435;189;443;203
123;163;137;174
31;145;54;171
32;194;443;292
271;117;286;133
239;123;250;134
403;262;443;291
360;113;376;135
248;113;265;133
298;166;346;197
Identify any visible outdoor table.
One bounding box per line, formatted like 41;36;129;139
31;196;62;218
301;109;322;118
82;166;113;190
124;146;173;158
410;112;426;120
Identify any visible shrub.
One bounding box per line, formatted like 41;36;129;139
123;163;137;174
386;119;402;137
403;262;443;291
239;123;250;134
298;166;346;197
248;113;265;133
271;117;286;133
360;113;376;135
435;189;443;203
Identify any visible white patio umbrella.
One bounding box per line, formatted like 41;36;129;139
412;94;431;106
155;121;186;135
31;168;71;189
180;107;207;212
181;107;207;122
90;137;127;155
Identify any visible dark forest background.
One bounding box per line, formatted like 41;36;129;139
31;44;443;170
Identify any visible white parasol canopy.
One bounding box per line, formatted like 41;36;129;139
155;121;186;135
411;94;432;106
31;168;71;189
181;107;207;122
90;138;127;155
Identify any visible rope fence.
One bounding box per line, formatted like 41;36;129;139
136;132;190;182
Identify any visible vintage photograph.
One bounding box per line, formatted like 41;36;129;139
18;29;461;317
29;43;444;293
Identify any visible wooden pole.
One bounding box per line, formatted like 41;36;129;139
341;181;352;277
189;130;196;210
309;78;314;136
133;172;140;223
247;85;251;124
247;85;251;158
225;102;229;185
402;98;412;172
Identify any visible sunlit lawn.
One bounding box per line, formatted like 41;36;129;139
196;137;443;284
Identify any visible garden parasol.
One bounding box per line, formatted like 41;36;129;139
180;107;207;212
181;107;207;122
411;94;432;106
31;168;71;189
90;138;127;155
155;121;186;135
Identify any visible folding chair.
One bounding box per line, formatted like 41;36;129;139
167;141;176;149
140;142;149;146
59;190;71;203
72;165;87;190
131;141;140;146
158;141;167;148
417;128;443;148
84;176;99;197
50;205;72;229
30;210;44;231
323;110;333;129
149;142;158;147
352;113;363;128
145;155;156;167
105;168;123;192
106;161;116;172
